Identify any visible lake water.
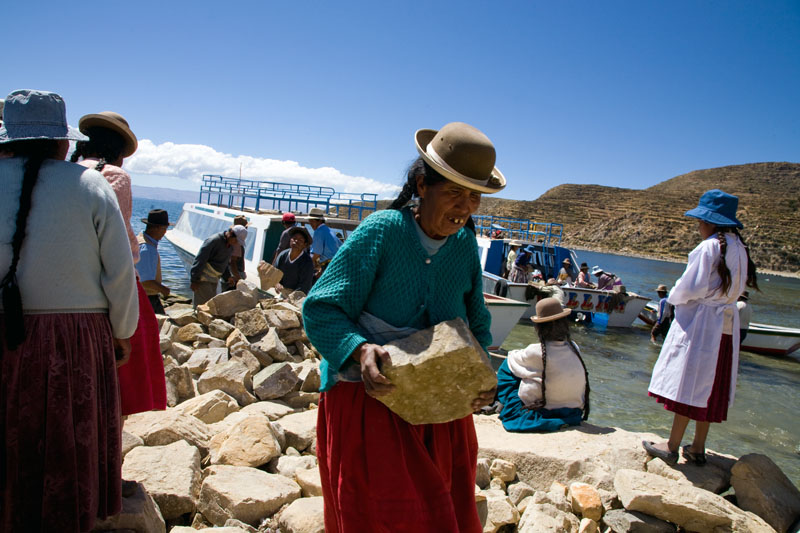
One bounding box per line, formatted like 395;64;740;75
133;197;800;487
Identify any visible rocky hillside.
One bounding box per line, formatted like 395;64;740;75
477;162;800;275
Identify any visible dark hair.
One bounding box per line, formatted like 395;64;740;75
715;227;759;296
69;126;126;172
1;139;62;349
534;315;591;421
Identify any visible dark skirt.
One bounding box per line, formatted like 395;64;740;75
1;313;122;532
649;334;734;423
317;381;482;533
118;282;167;416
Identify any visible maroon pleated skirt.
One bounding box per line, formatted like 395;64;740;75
649;334;734;423
118;281;167;416
317;381;482;533
1;313;122;532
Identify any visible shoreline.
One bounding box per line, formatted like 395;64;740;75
570;245;800;280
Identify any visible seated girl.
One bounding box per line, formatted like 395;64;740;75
496;297;590;432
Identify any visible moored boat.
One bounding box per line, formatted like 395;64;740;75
483;293;530;350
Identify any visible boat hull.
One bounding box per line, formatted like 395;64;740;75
484;293;529;350
742;323;800;356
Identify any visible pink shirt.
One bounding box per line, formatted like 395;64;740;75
79;158;139;263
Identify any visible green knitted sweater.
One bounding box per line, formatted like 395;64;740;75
303;207;492;392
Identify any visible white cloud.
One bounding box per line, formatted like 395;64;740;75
126;139;401;198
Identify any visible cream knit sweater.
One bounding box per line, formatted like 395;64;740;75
0;158;138;338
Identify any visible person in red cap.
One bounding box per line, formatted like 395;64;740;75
271;212;297;263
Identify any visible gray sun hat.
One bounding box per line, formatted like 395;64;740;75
0;89;88;144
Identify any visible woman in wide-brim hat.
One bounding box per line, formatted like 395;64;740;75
0;90;138;531
71;111;167;420
303;121;502;532
644;189;759;466
496;297;590;433
509;244;535;284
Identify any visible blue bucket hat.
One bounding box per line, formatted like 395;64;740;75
684;189;743;229
524;245;536;254
0;89;88;144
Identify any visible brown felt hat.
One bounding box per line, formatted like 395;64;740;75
415;122;505;194
531;297;572;323
79;111;138;158
655;284;668;293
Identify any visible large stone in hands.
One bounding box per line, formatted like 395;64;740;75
376;318;496;425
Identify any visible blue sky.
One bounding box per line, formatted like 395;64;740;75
5;1;799;199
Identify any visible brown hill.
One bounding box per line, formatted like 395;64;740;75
476;162;800;275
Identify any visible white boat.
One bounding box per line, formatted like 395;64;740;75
484;292;530;350
639;302;800;356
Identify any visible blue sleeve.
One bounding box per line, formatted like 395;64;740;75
135;244;158;281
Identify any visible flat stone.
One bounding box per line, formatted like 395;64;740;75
168;342;194;364
197;359;257;406
508;481;535;506
165;357;195;406
277;496;324;533
273;409;317;453
264;309;301;330
121;430;143;459
377;318;497;425
483;488;520;533
253;362;300;401
226;328;249;349
257;260;284;290
280;391;320;410
174;390;240;424
91;482;166;533
166;307;198;327
278;327;306;345
196;306;214;327
570;482;603;521
614;468;775;532
122;440;202;520
177;323;205;343
185;347;229;375
206;290;259;318
208;319;236;339
517;502;580;533
731;453;800;533
209;415;281;468
248;328;286;365
198;465;301;526
235;308;270;337
602;509;676;533
646;454;735;493
124;410;213;456
240;400;295;421
231;348;262;375
295;466;323;497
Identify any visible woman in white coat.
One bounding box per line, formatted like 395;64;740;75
643;189;758;465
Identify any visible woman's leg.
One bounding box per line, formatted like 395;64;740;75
667;414;691;451
690;421;710;453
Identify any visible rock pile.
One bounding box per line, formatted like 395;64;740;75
94;280;799;533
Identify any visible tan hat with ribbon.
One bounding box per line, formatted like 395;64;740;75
79;111;138;158
531;297;572;323
415;122;505;194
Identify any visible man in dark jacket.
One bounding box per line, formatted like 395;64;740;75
190;226;246;306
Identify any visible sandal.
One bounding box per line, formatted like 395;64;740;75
642;440;679;464
682;445;707;466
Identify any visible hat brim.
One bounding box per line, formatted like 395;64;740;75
0;124;87;143
684;207;743;229
415;129;506;194
531;307;572;323
79;114;138;158
140;218;174;226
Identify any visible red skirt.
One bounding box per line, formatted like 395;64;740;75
649;334;734;423
1;313;122;532
317;381;482;533
118;282;167;416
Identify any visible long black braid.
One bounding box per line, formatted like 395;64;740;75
535;316;591;420
69;126;125;172
732;228;759;291
715;227;759;296
1;140;61;350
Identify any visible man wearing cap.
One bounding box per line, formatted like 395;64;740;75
190;226;247;306
136;209;173;314
557;258;574;286
307;207;341;273
650;284;673;343
271;212;297;263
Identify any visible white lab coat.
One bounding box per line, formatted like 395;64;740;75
648;233;747;408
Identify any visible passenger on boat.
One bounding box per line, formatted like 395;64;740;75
504;241;520;278
496;298;590;433
737;291;752;343
228;215;249;287
271;211;297;263
644;189;759;466
136;209;173;314
575;262;596;288
303;121;502;533
556;257;573;285
650;284;673;343
0;89;138;532
274;226;314;295
307;207;341;276
190;225;247;306
509;244;534;283
592;266;621;291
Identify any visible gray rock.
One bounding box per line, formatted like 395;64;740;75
168;342;194;364
121;430;143;459
122;440;202;520
196;333;217;344
165;357;195;407
295;466;323;497
250;328;290;363
174;390;240;424
518;502;580;532
159;334;172;353
207;339;227;348
377;318;497;425
731;453;800;533
231;348;262;375
508;481;535;506
276;496;325;533
483;488;521;533
264;309;301;330
209;415;281;468
206;290;258;318
208;318;236;339
166;307;198;327
602;509;676;533
273;409;317;453
235;308;270;337
91;482;166;533
280;391;320;410
253;363;300;401
278;327;306;345
124;410;214;456
185;347;229;375
161;320;178;342
198;465;301;526
476;457;492;489
267;454;317;478
197;360;257;406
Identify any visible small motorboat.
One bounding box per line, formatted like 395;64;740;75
484;292;529;351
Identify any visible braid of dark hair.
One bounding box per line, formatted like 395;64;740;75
566;334;591;420
2;149;49;349
732;228;759;291
390;157;447;210
69;141;85;163
94;158;107;172
539;338;547;410
389;181;417;210
716;230;732;296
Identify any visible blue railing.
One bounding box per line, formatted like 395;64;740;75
198;175;378;221
472;214;563;246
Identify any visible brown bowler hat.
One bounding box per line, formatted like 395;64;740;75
531;297;572;323
79;111;138;158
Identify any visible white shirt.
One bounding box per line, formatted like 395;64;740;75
737;301;752;330
506;340;586;410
